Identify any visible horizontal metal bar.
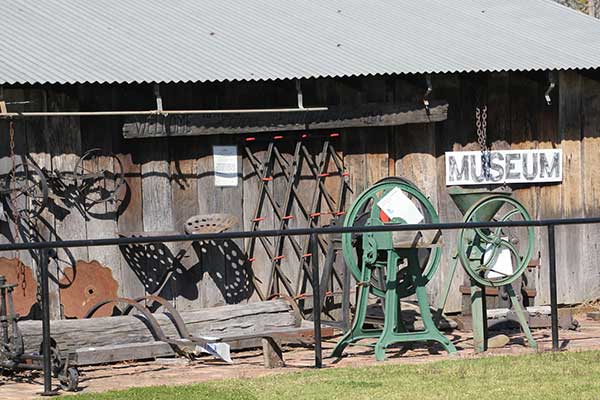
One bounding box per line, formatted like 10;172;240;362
1;216;600;252
0;106;328;118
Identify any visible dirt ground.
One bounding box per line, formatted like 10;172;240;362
2;314;600;399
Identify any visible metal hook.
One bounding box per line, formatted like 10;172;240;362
423;74;432;114
154;83;163;113
545;71;556;106
296;79;304;109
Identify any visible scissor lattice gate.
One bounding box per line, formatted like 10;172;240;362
243;132;350;312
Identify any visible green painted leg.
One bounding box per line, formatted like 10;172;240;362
374;251;400;361
434;254;459;325
506;284;537;350
396;298;408;334
470;281;487;353
414;282;458;355
332;264;379;357
374;251;457;360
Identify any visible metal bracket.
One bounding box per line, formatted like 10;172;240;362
423;74;433;114
154;84;163;113
545;71;556;106
296;79;304;110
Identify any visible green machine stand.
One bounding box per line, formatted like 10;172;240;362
332;178;457;361
436;187;537;353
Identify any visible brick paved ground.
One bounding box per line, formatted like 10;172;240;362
2;314;599;399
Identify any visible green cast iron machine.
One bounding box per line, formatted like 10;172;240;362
435;187;537;352
332;178;457;360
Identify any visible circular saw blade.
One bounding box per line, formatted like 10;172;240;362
0;257;37;317
59;260;119;319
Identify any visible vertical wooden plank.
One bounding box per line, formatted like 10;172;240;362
169;138;202;311
364;76;389;187
219;136;249;305
45;88;86;319
508;73;545;307
557;70;584;304
0;88;27;261
79;85;122;298
509;73;539;218
536;75;561;305
196;142;227;307
580;73;600;301
139;138;176;301
340;77;367;208
431;74;468;312
20;88;62;319
114;140;146;299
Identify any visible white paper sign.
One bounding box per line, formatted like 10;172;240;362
483;238;514;280
213;146;238;187
445;149;562;186
376;187;424;224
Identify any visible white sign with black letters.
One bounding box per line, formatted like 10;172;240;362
213;145;238;187
445;149;562;186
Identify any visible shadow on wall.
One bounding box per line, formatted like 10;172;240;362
119;238;254;304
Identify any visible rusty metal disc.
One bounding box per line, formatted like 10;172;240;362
0;257;37;317
59;260;119;319
184;213;238;234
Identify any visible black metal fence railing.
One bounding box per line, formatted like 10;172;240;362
2;216;600;394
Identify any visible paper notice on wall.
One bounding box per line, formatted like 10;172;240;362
213;146;238;187
483;238;514;280
376;187;424;224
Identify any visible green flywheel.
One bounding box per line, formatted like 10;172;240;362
333;177;456;361
457;194;535;287
341;177;442;297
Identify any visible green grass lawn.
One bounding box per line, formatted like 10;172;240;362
74;350;600;400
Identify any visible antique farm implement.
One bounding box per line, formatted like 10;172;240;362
0;275;79;392
0;149;124;221
436;187;537;351
332;178;456;360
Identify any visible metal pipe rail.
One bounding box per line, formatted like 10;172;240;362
0;107;329;119
1;215;599;394
0;216;599;252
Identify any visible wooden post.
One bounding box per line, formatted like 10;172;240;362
261;337;285;368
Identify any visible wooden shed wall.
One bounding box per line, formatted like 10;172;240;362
1;70;599;317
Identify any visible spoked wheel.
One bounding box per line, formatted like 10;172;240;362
457;195;534;287
3;157;48;220
74;149;124;206
342;177;442;298
59;366;79;392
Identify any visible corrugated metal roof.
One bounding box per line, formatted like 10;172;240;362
1;0;600;84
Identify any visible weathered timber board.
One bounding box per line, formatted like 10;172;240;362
18;299;298;355
581;74;600;300
557;71;584;305
122;101;449;138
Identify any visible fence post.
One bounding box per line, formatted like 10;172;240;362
547;224;559;351
40;248;54;395
310;233;322;368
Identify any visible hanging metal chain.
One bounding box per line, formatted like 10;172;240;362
8;120;27;294
476;106;491;180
